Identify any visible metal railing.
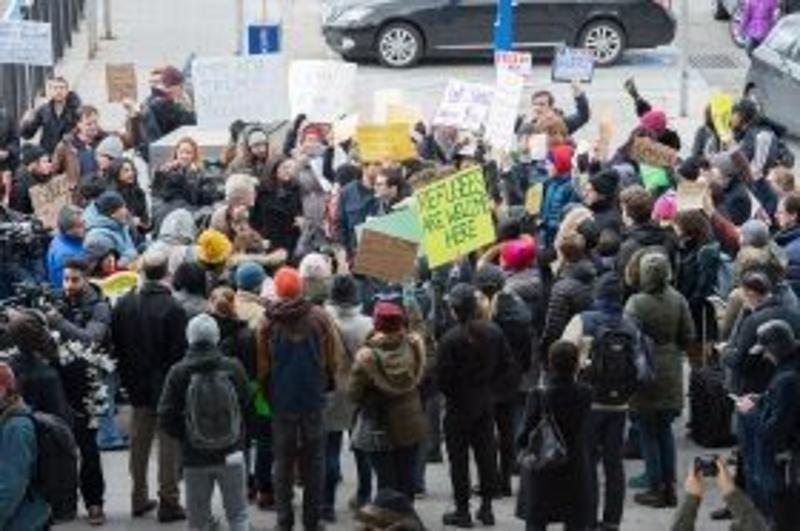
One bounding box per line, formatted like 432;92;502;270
1;0;86;124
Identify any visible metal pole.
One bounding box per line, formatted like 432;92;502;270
679;0;689;117
102;0;113;39
86;0;98;58
236;0;244;54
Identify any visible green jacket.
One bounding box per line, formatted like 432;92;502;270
671;489;768;531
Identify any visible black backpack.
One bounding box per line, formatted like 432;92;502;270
584;321;640;406
15;411;79;519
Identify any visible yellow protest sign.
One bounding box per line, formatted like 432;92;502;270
386;103;423;127
355;123;417;162
94;271;139;299
414;166;496;268
710;92;734;145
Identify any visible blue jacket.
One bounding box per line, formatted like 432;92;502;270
0;401;50;531
337;180;377;255
46;232;85;288
775;225;800;299
83;203;138;266
540;175;577;247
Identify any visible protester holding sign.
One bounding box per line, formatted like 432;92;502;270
19;76;82;156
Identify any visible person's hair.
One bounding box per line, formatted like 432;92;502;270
225;173;256;203
532;90;555;107
379;167;405;191
57;204;82;234
172;262;207;296
141;250;169;281
770;167;795;194
548;340;579;377
172;136;202;166
620;185;654;224
674;210;713;244
110;158;137;185
535;111;568;140
63;258;88;275
77;105;99;120
209;286;236;319
783;192;800;219
597;229;621;258
557;232;586;263
49;76;68;87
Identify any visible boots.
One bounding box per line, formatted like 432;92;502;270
442;509;473;528
633;484;677;509
475;502;495;526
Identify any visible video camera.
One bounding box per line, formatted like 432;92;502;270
0;282;62;319
0;218;50;258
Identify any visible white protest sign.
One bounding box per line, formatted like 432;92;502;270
0;20;53;66
432;80;495;132
192;55;289;129
485;70;524;152
288;60;357;123
373;89;404;123
495;51;532;80
551;46;595;83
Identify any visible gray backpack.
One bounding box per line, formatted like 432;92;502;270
185;369;242;451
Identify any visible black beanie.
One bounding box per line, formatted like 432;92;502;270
589;168;620;197
330;274;360;307
474;264;506;297
733;99;758;125
95;190;126;217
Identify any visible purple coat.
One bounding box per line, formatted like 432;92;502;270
741;0;779;41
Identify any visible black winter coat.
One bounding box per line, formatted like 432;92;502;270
9;353;71;422
617;222;678;274
542;261;595;351
9;167;50;215
111;281;188;408
757;357;800;457
719;178;752;227
252;181;302;254
19;92;82;155
0;107;20;172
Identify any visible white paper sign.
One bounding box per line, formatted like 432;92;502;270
495;51;532;80
192;55;289;129
373;89;404;123
0;20;53;66
432;80;495;132
288;60;357;122
485;70;524;152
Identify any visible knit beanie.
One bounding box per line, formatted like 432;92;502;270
196;229;232;266
652;190;678;222
588;168;620;197
373;302;406;334
160;66;184;88
549;144;573;175
740;219;770;249
500;238;537;272
753;319;798;362
330;274;360;307
186;313;220;346
448;283;479;322
299;253;333;280
473;264;506;297
96;135;124;160
274;267;303;300
95;190;126;217
0;362;17;396
246;128;269;147
640;109;667;135
235;261;266;293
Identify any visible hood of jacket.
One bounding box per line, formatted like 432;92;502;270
359;331;424;396
158;208;197;244
84;202;124;232
265;298;313;324
639;251;671;293
183;342;223;372
562;259;596;285
628;222;672;248
775;225;800;248
505;269;541;304
493;290;532;325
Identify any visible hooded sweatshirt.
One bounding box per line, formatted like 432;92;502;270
150;208;197;274
83;202;137;266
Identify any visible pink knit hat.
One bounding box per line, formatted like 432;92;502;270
640;109;667;135
652;190;677;222
500;238;537;271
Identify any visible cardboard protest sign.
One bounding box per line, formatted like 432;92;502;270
630;137;679;168
386;104;424;127
333;114;359;143
710;92;734;145
551;46;594;83
106;63;138;103
485;70;524;152
373;89;405;123
288;60;357;123
356;123;416;162
353;229;419;283
0;20;53;66
192;55;288;129
495;50;533;80
415;166;496;268
676;179;708;212
432;80;495;132
29;174;71;229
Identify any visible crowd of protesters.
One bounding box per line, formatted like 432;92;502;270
0;63;799;531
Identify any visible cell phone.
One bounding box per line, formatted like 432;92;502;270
727;393;740;402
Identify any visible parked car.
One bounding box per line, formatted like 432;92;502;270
322;0;676;68
745;14;800;135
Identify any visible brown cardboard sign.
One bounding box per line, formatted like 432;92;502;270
676;179;708;212
29;174;71;229
353;229;419;283
630;137;679;168
106;63;138;103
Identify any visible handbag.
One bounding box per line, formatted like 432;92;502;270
518;387;568;472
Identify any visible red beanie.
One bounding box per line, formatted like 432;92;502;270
373;302;406;334
0;362;17;396
501;238;537;271
549;144;573;175
640;110;667;135
273;267;303;300
301;124;324;143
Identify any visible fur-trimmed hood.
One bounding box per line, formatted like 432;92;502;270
354;331;425;396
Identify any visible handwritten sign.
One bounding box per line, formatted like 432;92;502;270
355;123;416;162
415;166;496;267
432;80;495;132
485;70;524;152
29;174;71;229
373;89;404;123
192;55;288;129
630;137;679;168
551;46;594;83
353;229;419;283
386;103;424;127
106;63;138;103
0;20;53;66
676;179;708;212
288;60;357;122
333;114;359;143
495;50;532;79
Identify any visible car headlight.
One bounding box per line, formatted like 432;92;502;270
329;6;374;26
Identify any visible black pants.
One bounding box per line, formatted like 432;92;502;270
73;416;105;508
368;445;418;502
493;399;516;489
588;410;626;528
445;411;498;510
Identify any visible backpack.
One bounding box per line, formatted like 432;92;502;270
584;320;640;406
184;368;242;451
15;411;79;519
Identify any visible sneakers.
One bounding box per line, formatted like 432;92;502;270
157;502;187;523
87;505;106;526
131;499;157;518
442;510;473;528
475;506;495;526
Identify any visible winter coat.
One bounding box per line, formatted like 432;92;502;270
756;356;800;464
719;177;753;227
542;260;595;350
337;180;378;255
297;159;332;229
676;240;722;342
516;375;593;527
617;222;678;274
349;331;427;448
46;231;85;288
8;352;71;422
158;343;250;467
691;124;722;160
50;284;111;346
505;267;545;332
19;92;82;155
140;89;196;144
0;107;20;172
324;303;372;431
540;175;578;248
9;167;50;215
252;180;303;254
83;202;138;266
671;489;768;531
589;199;622;236
741;0;778;41
625;253;694;412
774;225;800;299
490;291;532;397
0;400;50;531
111;281;188;409
174;291;208;321
114;181;149;228
150;208;197;274
234;291;266;331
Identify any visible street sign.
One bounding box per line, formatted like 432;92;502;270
246;23;281;55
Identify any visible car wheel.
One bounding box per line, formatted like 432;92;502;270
579;20;626;66
376;23;423;68
729;5;748;48
713;0;730;20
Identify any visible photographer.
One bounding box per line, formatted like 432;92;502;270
47;258;111;346
671;457;767;531
0;202;48;300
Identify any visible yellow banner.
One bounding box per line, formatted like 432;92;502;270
355;123;417;162
414;166;496;267
710;92;734;145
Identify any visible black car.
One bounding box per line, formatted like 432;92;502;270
322;0;676;68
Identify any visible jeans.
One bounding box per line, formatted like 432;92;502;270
367;445;419;502
323;431;343;510
96;373;127;449
353;448;373;505
73;416;105;509
273;412;325;529
129;407;182;509
638;410;677;488
588;410;626;527
184;460;249;531
444;411;498;510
